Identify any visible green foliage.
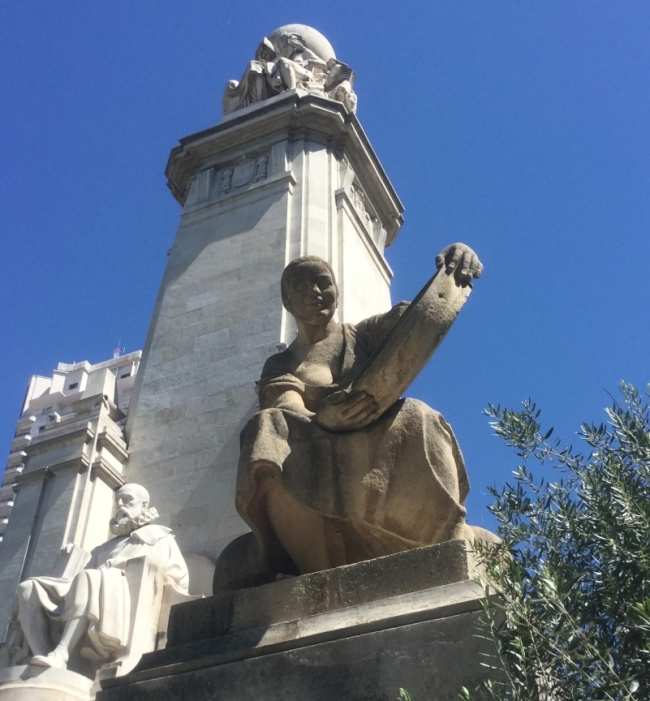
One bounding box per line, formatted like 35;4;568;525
466;382;650;700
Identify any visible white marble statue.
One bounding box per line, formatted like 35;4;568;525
223;24;357;115
12;483;188;674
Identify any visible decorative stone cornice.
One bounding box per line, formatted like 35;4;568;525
166;92;404;245
182;171;297;223
29;423;95;450
90;457;125;490
6;451;27;468
14;415;35;436
97;429;129;462
14;455;91;485
2;466;24;485
10;434;32;452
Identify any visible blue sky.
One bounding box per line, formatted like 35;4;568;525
1;2;648;531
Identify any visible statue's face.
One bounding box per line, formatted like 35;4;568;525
110;485;148;536
284;261;338;327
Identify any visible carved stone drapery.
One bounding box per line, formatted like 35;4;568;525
223;25;357;116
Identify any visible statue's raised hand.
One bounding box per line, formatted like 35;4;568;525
435;243;483;286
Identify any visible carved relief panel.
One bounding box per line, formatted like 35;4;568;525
337;159;388;250
186;150;271;206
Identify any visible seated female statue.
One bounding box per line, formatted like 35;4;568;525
236;246;493;575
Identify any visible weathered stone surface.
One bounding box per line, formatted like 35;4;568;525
98;575;494;701
236;251;492;577
353;243;482;415
173;539;477;645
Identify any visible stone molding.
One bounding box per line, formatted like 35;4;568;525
182;171;297;220
187;149;271;204
6;452;27;468
2;466;24;483
14;415;36;434
10;435;32;452
108;581;485;692
13;455;91;486
165;92;403;245
90;457;126;490
96;430;128;463
335;187;393;284
28;422;95;450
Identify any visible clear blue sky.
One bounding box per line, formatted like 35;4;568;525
1;2;648;532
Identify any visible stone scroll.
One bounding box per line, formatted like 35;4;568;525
350;269;472;416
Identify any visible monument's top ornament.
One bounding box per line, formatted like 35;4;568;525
223;24;357;116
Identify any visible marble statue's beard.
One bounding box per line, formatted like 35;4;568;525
109;507;158;536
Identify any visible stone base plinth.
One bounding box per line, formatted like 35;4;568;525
0;665;93;701
99;541;495;701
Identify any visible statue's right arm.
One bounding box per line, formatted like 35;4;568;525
258;351;313;418
260;386;314;418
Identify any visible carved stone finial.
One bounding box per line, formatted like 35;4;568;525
223;24;357;116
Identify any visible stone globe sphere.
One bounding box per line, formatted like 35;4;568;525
268;24;337;61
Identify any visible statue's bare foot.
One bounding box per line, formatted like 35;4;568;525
30;649;68;669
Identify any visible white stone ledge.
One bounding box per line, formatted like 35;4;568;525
6;451;27;468
2;466;24;484
10;434;32;451
29;421;95;449
91;457;126;490
97;429;129;462
13;455;90;485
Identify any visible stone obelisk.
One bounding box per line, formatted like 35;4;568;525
124;24;403;584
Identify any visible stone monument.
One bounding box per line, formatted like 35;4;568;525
0;22;502;701
95;24;499;701
0;484;193;700
236;250;496;577
123;23;404;590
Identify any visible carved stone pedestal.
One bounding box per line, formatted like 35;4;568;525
0;665;93;701
98;541;496;701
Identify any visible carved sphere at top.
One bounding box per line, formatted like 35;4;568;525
267;24;337;62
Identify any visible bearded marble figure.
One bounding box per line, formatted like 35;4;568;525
12;483;188;674
236;244;497;577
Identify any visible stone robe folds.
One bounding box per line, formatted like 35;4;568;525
20;525;188;661
236;304;470;572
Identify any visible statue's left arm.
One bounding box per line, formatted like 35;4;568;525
356;242;482;353
343;243;483;426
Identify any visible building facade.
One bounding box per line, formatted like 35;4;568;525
0;351;141;639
